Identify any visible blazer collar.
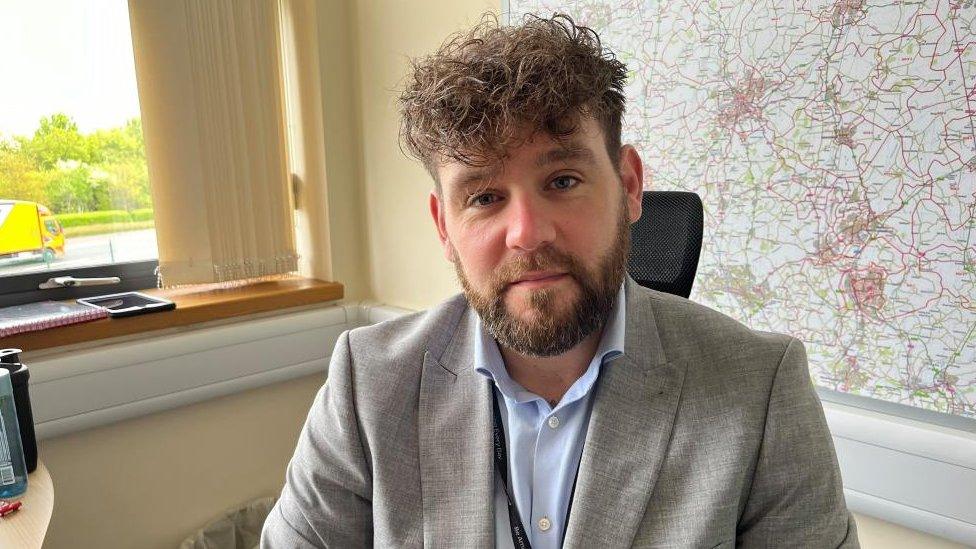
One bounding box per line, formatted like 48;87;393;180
418;301;494;546
562;277;686;547
418;276;685;547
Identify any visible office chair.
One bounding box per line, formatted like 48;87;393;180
627;190;703;299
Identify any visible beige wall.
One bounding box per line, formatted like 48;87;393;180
318;0;371;303
40;374;323;549
854;514;968;549
355;0;499;310
35;1;965;548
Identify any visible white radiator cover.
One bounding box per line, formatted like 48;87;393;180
27;303;361;439
23;302;976;545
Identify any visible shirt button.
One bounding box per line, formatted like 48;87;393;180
547;415;560;429
538;516;552;532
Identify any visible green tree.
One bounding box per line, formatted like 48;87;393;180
99;158;150;211
0;140;49;204
2;114;149;215
18;113;94;170
89;118;145;165
43;162;104;213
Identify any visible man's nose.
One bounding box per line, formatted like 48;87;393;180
504;194;556;252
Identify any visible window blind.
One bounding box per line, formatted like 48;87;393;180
128;0;299;286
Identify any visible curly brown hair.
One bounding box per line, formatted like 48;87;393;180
398;13;627;182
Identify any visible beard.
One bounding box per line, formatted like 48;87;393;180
452;193;631;357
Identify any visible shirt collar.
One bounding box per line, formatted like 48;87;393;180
474;282;627;406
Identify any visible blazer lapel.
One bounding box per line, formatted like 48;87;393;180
418;305;495;547
563;278;687;548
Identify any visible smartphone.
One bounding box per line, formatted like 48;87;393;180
77;291;176;318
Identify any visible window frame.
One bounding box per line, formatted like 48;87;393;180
0;260;159;308
0;2;155;310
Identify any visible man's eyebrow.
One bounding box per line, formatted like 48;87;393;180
450;167;499;191
535;145;597;167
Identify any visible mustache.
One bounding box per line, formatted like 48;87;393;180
489;247;581;291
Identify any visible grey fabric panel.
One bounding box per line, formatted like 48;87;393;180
734;338;860;548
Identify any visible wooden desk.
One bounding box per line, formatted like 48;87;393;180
0;461;54;548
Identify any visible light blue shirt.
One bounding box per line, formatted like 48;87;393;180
474;283;626;549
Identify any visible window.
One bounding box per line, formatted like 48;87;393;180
0;0;158;306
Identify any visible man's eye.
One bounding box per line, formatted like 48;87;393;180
551;176;579;190
465;178;576;207
468;193;499;207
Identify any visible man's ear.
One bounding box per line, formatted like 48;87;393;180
429;190;455;262
619;144;644;223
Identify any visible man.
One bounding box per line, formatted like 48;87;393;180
262;14;859;548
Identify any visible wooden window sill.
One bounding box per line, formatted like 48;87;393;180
1;276;344;353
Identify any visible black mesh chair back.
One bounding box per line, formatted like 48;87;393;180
627;191;703;298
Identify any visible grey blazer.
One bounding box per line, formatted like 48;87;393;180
262;277;859;548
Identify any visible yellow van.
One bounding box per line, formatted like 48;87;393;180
0;200;66;262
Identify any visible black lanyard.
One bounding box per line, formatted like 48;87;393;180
491;387;581;549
